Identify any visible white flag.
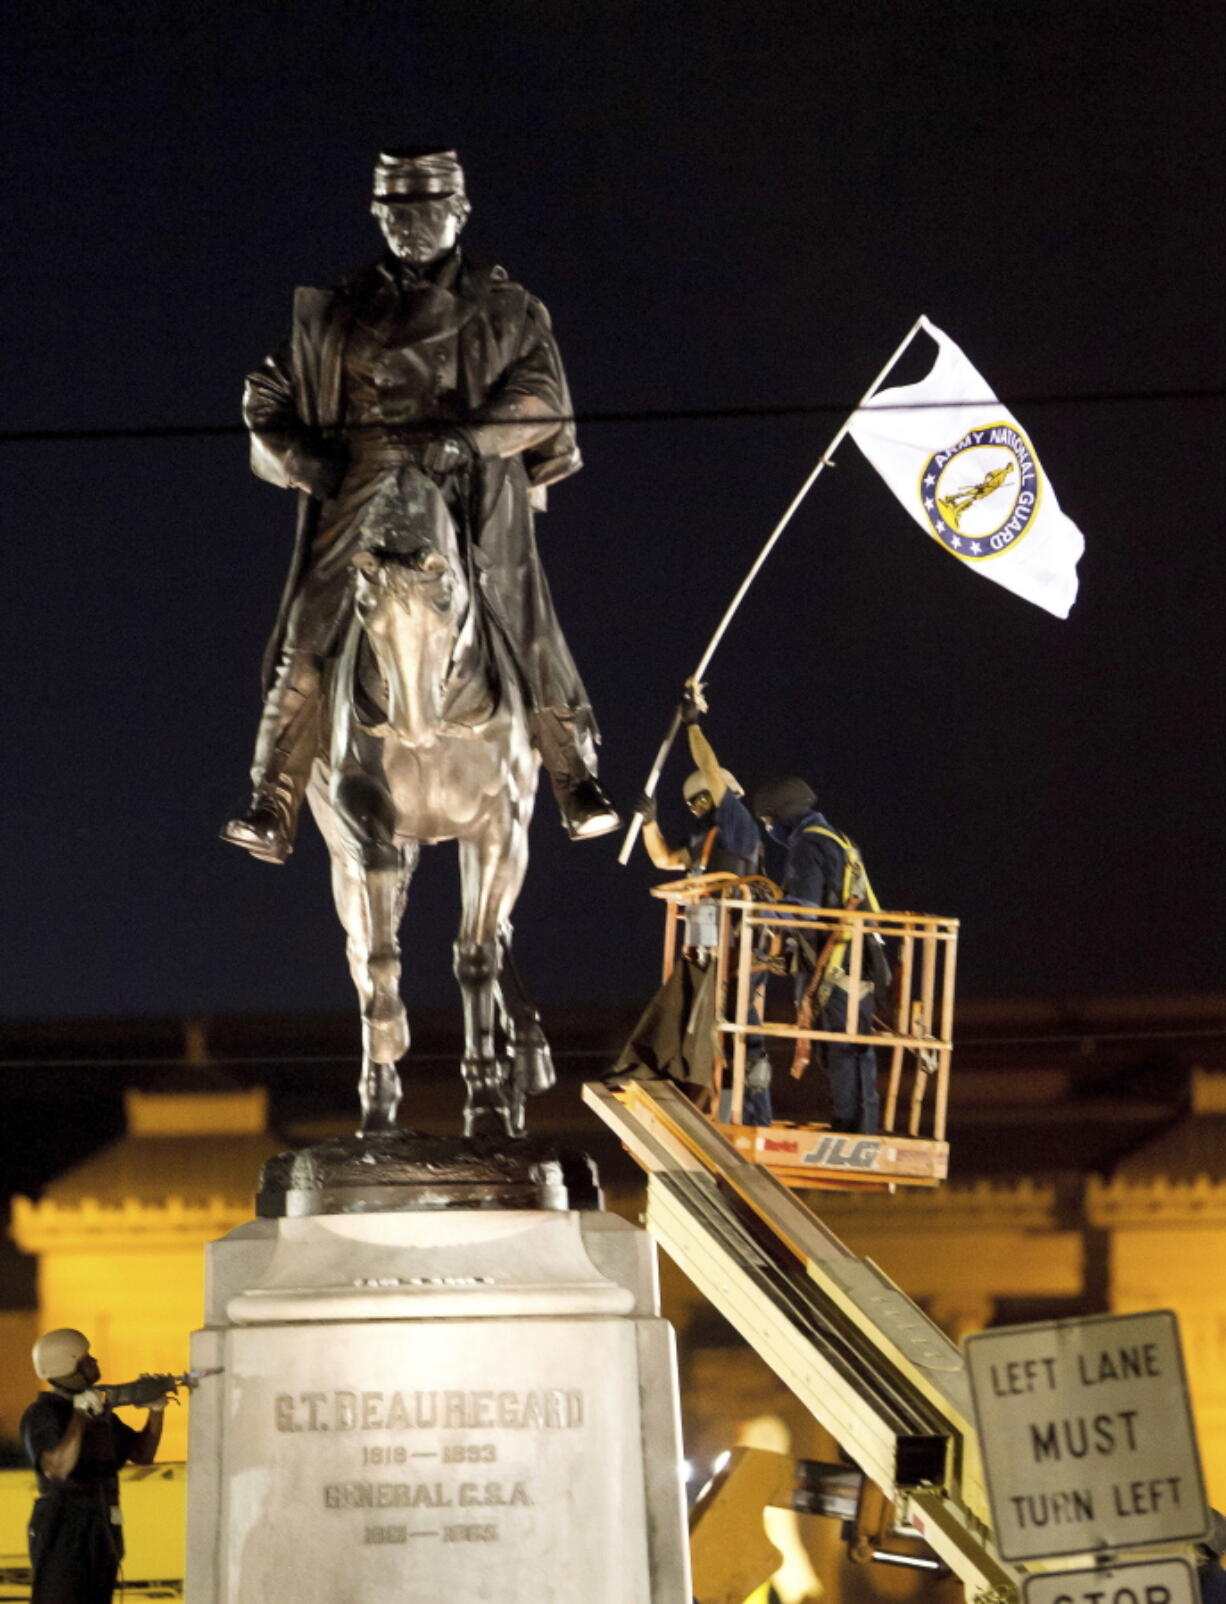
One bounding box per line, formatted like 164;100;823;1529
847;316;1085;617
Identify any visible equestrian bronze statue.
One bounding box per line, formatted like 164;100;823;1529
223;148;618;1137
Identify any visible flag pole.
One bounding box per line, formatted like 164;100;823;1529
617;315;927;865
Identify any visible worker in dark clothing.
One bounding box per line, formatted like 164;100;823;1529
753;777;882;1135
22;1329;164;1604
641;684;772;1123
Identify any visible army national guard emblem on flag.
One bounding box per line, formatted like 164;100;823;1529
847;316;1085;618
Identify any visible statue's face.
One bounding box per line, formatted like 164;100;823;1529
372;195;467;265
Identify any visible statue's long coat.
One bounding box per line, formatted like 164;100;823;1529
242;252;595;735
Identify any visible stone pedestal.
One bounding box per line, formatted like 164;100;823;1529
186;1207;690;1602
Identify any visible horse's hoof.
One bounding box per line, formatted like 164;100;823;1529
357;1118;400;1138
463;1104;515;1140
359;1060;403;1133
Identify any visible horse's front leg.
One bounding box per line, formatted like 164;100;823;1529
453;933;507;1139
356;852;415;1132
328;763;417;1135
456;823;529;1140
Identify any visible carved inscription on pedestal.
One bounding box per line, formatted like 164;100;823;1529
223;1320;652;1602
271;1386;584;1545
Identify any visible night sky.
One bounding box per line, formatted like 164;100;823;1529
4;1;1223;1029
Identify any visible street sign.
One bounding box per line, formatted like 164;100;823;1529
1023;1558;1199;1604
965;1310;1209;1561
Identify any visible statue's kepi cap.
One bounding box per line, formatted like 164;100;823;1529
373;148;465;201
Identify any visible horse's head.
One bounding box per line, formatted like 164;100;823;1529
353;541;453;603
351;538;476;746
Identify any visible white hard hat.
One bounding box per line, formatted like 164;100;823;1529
32;1328;90;1382
682;769;742;803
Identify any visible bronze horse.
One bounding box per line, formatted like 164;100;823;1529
306;466;553;1137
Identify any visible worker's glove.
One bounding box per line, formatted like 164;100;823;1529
73;1389;106;1417
417;427;476;479
636;792;658;825
679;682;708;725
147;1396;170;1414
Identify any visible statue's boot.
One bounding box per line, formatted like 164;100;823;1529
220;651;321;864
532;708;621;841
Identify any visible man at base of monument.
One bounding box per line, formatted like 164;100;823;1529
22;1329;165;1604
222;146;619;864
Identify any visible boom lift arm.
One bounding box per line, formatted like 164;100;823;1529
584;1077;1019;1602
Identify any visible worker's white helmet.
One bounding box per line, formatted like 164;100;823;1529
32;1328;90;1383
682;769;742;804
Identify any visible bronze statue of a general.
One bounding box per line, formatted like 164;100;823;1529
223;147;618;866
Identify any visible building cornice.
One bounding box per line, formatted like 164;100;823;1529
1087;1175;1226;1229
10;1194;251;1254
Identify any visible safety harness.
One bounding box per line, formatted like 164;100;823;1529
695;827;719;872
692;825;759;880
804;825;880;918
791;825;884;1078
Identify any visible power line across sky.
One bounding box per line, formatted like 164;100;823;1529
0;384;1221;445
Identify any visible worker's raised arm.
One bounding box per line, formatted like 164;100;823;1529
681;682;727;807
685;722;727;807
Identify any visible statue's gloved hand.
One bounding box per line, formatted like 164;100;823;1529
636;792;658;825
73;1389;105;1416
285;439;348;500
679;681;708;725
418;427;476;479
